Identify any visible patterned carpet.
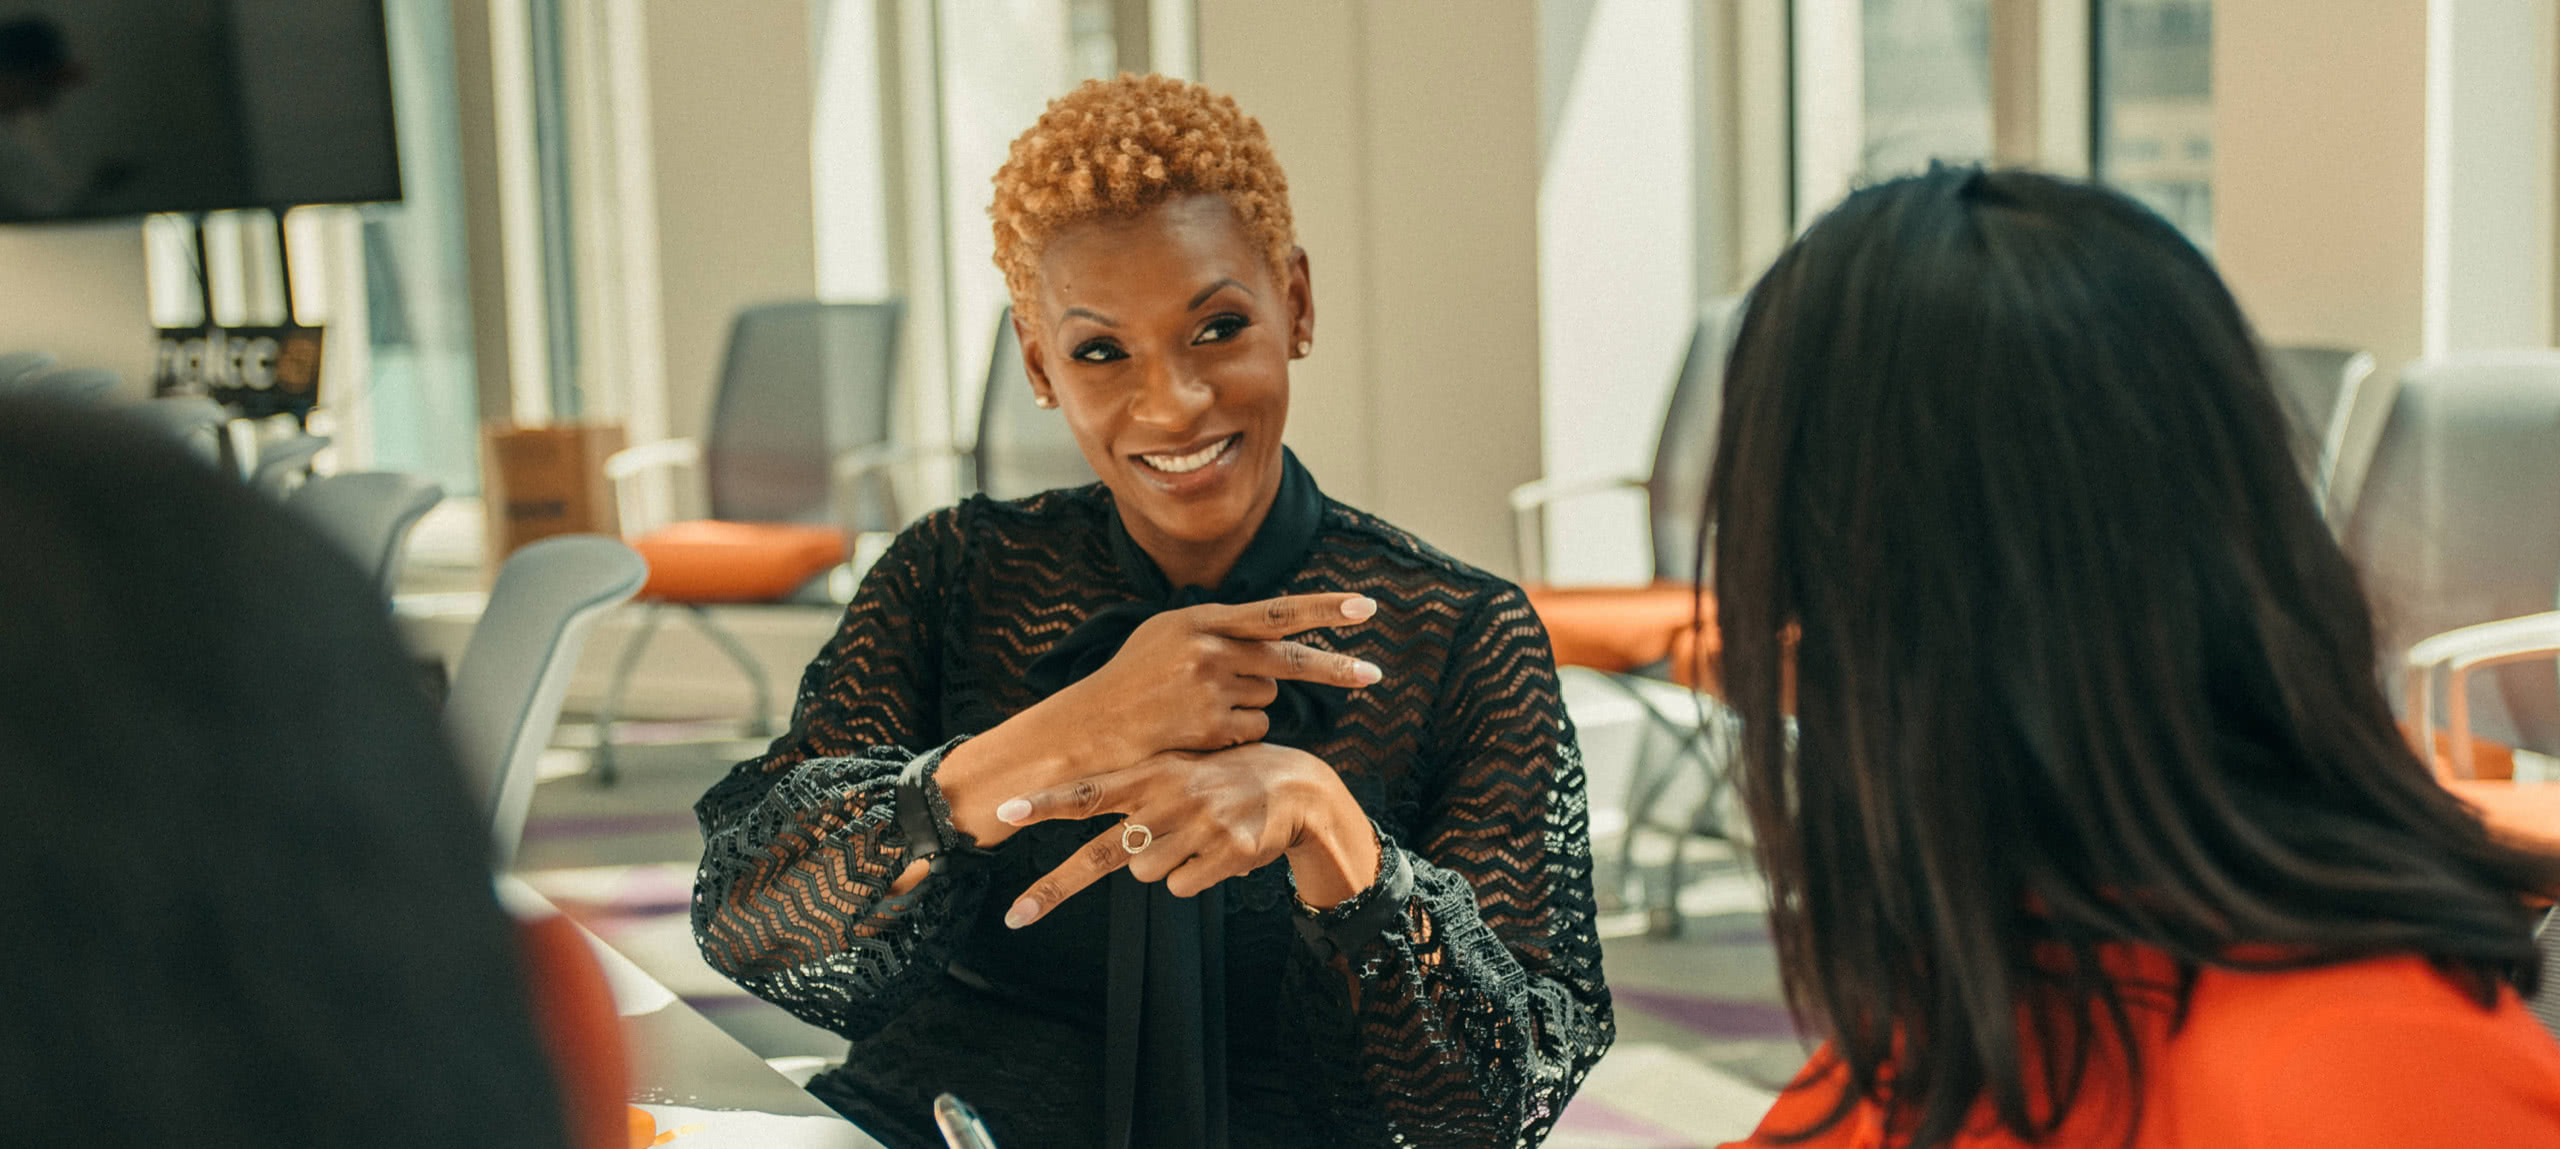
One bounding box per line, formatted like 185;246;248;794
516;682;1800;1148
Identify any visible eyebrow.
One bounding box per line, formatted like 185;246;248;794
1055;278;1256;333
1188;277;1253;310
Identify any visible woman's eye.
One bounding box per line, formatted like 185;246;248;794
1194;314;1250;345
1072;339;1125;364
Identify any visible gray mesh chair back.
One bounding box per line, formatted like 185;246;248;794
2266;345;2377;519
1643;297;1746;582
447;535;648;869
973;307;1096;499
250;433;331;496
2342;352;2560;755
286;472;446;594
0;350;58;386
132;396;230;464
16;366;120;403
703;301;902;528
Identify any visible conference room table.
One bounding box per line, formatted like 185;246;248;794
510;878;891;1148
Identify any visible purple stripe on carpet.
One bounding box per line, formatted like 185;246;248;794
521;811;701;840
1555;1097;1703;1146
581;899;695;921
1613;986;1800;1041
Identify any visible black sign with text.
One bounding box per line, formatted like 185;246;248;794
152;325;326;421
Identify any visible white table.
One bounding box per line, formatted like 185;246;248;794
506;877;889;1147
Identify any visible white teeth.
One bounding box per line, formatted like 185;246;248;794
1139;435;1235;475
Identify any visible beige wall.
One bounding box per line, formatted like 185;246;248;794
640;1;819;443
0;223;154;395
2213;1;2431;372
2215;0;2560;520
1198;0;1544;578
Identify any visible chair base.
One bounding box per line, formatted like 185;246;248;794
1594;667;1745;938
591;602;779;785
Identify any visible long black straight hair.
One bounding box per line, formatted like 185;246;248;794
0;398;574;1146
1706;166;2560;1147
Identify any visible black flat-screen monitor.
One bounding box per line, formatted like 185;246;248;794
0;0;400;224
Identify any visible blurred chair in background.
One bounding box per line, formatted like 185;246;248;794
595;300;904;781
2378;354;2560;1047
0;349;58;386
1512;297;1743;931
248;431;332;495
129;395;230;465
2266;344;2380;528
2345;351;2560;850
446;535;648;870
12;366;120;403
965;307;1094;499
286;471;446;595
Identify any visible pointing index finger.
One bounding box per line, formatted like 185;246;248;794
1004;824;1137;929
1198;593;1378;640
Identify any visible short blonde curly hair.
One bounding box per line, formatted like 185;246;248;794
990;73;1295;316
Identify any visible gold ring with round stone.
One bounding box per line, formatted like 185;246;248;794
1120;822;1154;855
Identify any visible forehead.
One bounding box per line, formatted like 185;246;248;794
1035;193;1263;318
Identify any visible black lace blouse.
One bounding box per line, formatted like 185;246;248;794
691;478;1613;1148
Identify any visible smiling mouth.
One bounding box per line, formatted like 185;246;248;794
1135;433;1239;475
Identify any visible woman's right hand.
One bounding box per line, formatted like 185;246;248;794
933;592;1382;849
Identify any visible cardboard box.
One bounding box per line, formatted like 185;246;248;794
481;422;626;562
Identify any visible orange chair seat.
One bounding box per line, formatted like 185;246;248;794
2403;727;2560;851
1524;580;1712;676
2416;728;2519;782
631;519;847;603
2444;779;2560;852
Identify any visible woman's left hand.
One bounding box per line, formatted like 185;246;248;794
992;742;1382;928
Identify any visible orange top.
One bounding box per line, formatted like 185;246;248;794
1725;949;2560;1149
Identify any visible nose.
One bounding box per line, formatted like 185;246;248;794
1126;352;1213;432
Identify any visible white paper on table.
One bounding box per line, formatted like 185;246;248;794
631;1103;879;1148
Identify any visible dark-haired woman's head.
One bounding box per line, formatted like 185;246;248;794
1707;166;2560;1146
0;399;572;1146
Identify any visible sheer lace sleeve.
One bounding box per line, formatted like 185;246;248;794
1284;584;1615;1146
690;511;994;1040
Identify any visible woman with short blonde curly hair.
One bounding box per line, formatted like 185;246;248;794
694;73;1613;1148
991;72;1297;312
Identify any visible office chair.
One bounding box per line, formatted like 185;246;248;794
129;395;232;465
0;349;58;386
14;366;121;403
1512;297;1745;932
286;472;447;595
447;535;649;870
2346;352;2560;852
595;301;905;781
249;432;332;495
2265;344;2381;529
968;307;1094;499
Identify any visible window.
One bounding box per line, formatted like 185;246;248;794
932;0;1126;450
1860;0;1996;177
2096;0;2213;246
140;0;480;494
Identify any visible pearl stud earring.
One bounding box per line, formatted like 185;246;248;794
1034;395;1057;409
1295;340;1312;357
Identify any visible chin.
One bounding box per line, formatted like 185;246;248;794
1141;488;1263;543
